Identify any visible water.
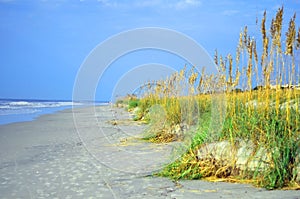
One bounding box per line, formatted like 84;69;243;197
0;99;107;125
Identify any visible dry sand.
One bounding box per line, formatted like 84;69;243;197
0;105;299;198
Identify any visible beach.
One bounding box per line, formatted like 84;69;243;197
0;105;299;199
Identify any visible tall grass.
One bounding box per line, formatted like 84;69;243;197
132;7;300;189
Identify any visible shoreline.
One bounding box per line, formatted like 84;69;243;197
0;105;299;198
0;106;73;126
0;98;110;126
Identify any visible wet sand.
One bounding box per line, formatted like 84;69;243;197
0;105;299;198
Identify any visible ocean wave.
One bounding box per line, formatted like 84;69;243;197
0;100;85;116
9;101;32;106
0;101;83;110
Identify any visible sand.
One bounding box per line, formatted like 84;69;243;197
0;105;299;198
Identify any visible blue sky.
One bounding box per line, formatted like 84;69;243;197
0;0;299;101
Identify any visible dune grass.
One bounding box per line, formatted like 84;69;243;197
128;7;300;189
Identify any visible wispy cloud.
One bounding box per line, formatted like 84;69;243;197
94;0;202;10
222;9;239;16
173;0;202;10
96;0;121;7
134;0;161;8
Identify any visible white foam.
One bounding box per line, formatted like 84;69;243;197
9;101;32;106
0;100;85;116
4;101;84;109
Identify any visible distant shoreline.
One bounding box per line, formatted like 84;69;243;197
0;99;109;126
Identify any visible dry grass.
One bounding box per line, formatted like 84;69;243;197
130;7;300;189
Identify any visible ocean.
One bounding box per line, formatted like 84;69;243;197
0;99;106;125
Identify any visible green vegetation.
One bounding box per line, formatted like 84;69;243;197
125;7;300;189
115;94;140;110
128;98;140;110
